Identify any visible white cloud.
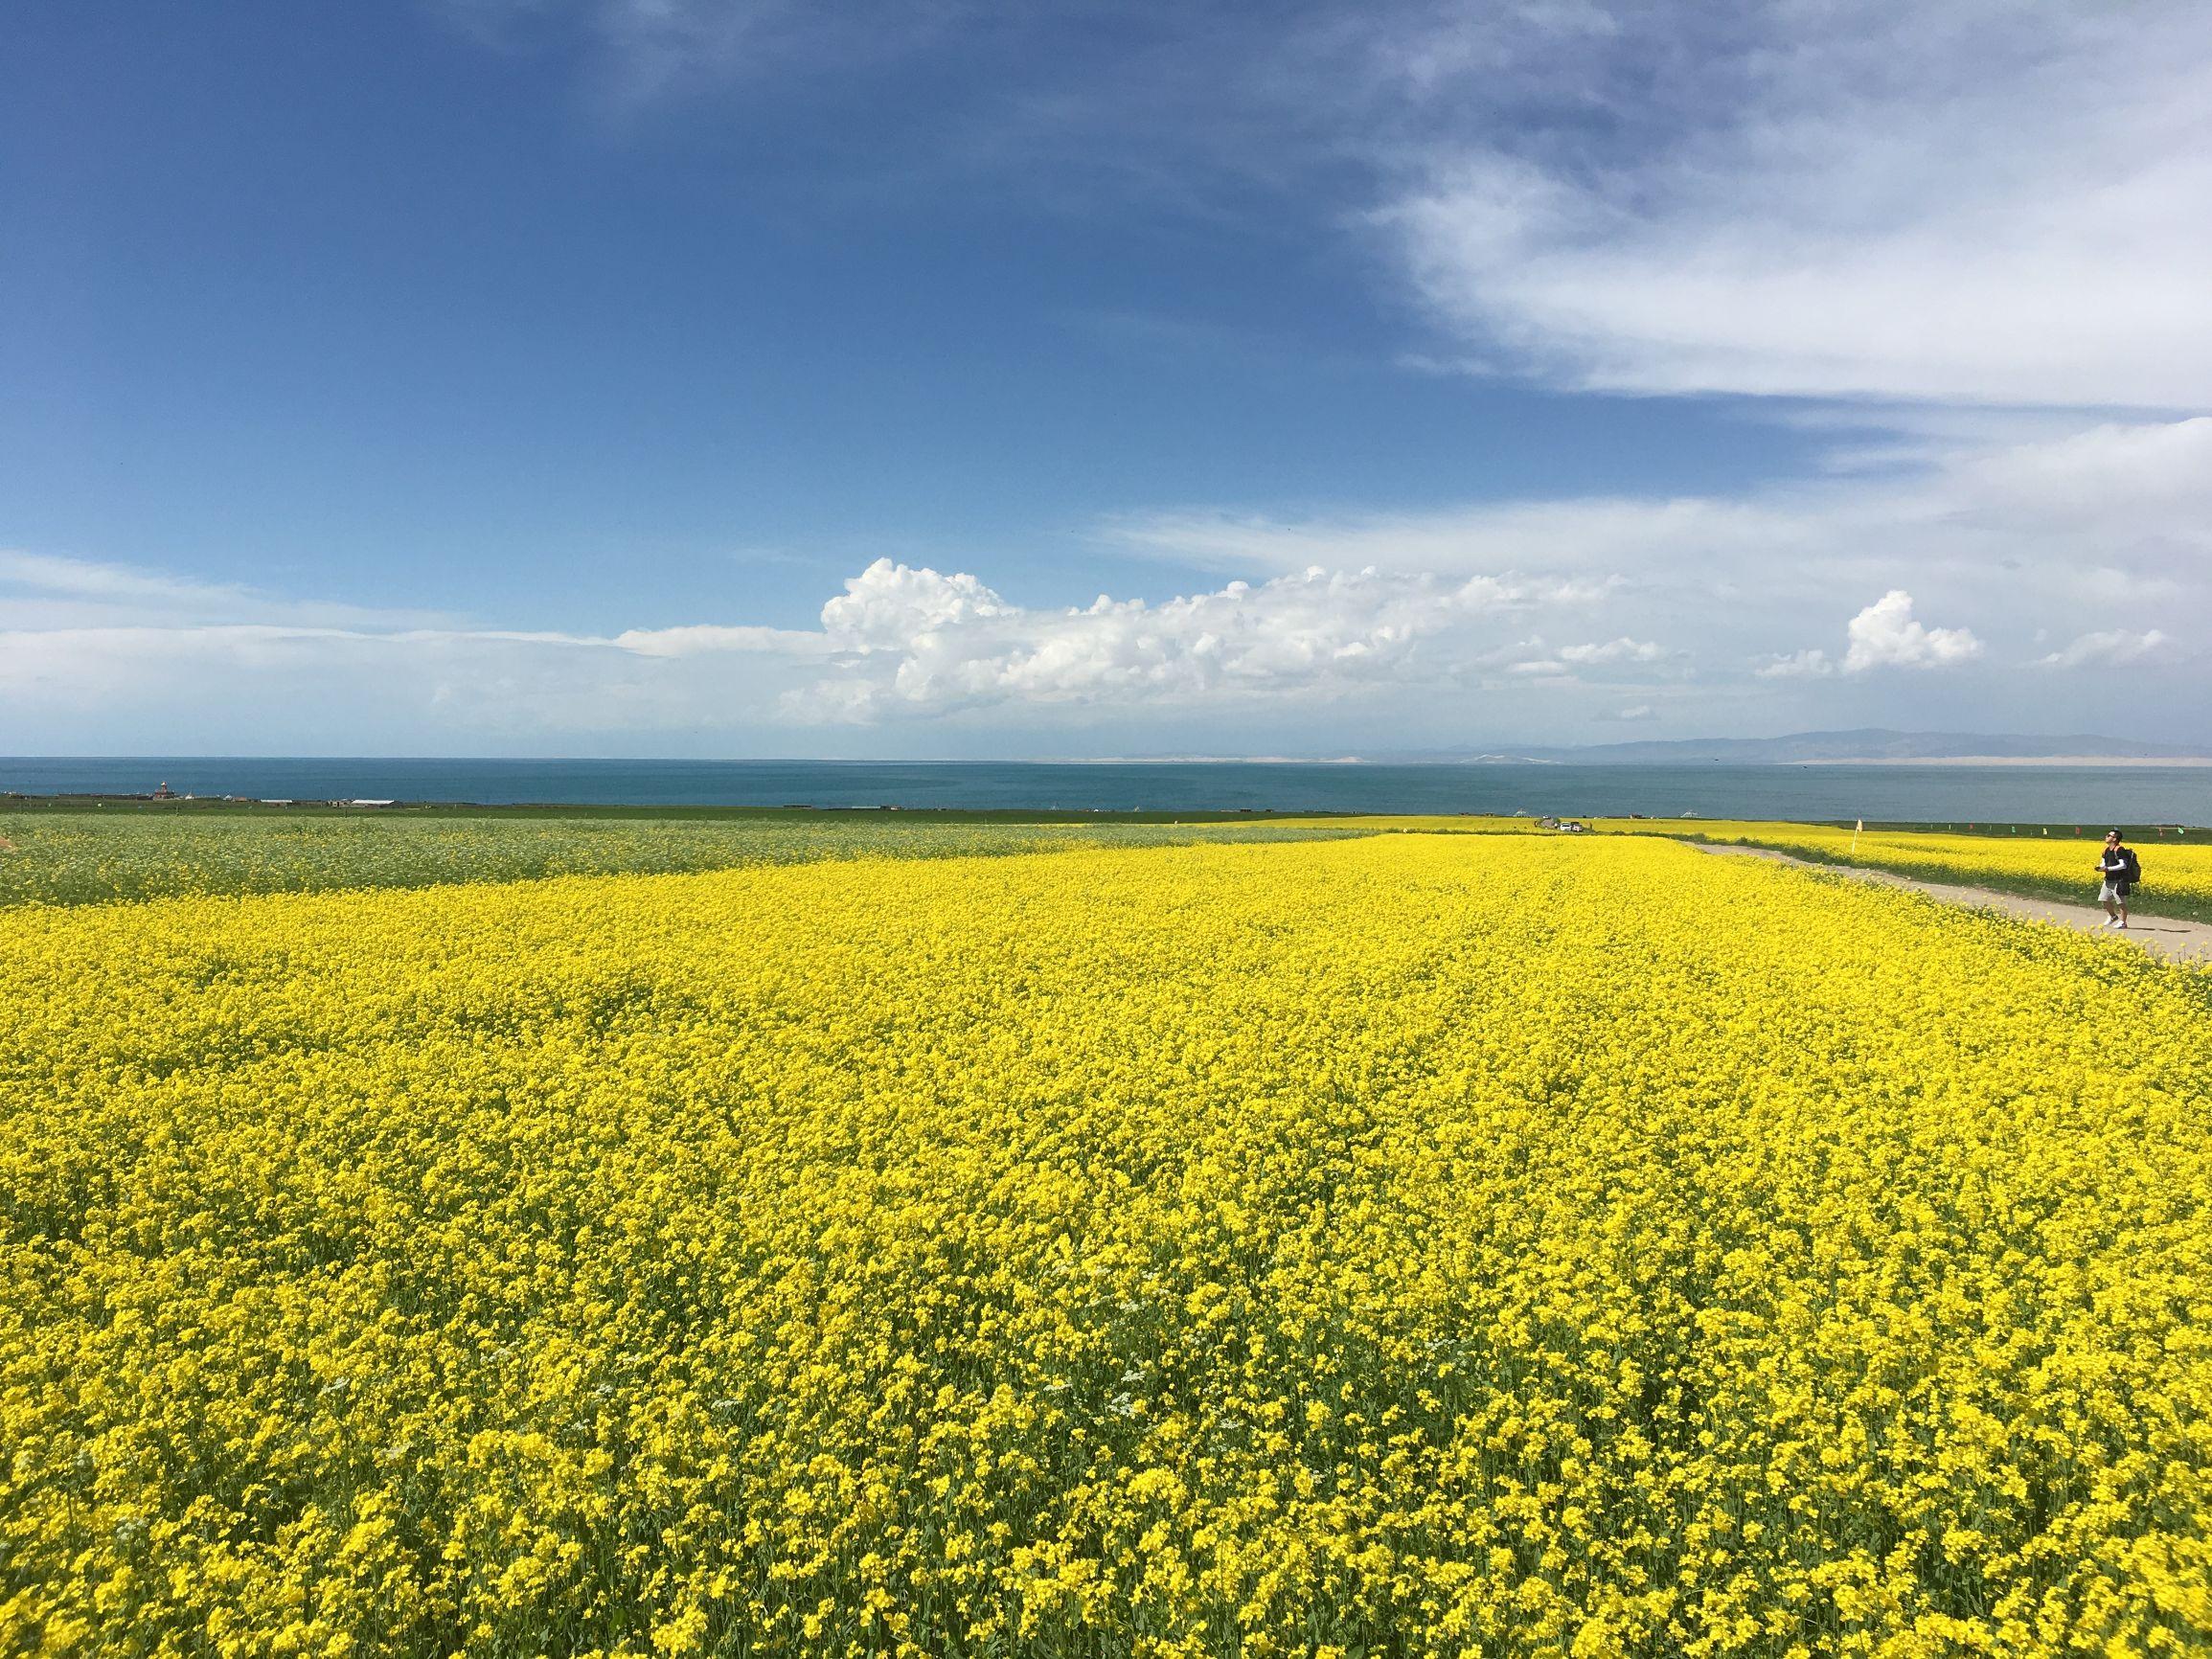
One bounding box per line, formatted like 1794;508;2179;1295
610;623;829;658
0;621;810;746
0;551;1612;745
1110;420;2212;591
1500;635;1668;682
1111;495;1778;579
1754;649;1833;681
0;548;448;632
1597;704;1656;722
1373;1;2212;407
436;0;966;109
820;560;1012;651
0;550;239;605
781;557;1606;721
1840;590;1982;672
435;2;2212;413
1557;637;1663;666
1117;419;2210;696
9;415;2206;748
2037;628;2173;670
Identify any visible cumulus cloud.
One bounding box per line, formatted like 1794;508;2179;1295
820;561;1012;651
1373;1;2212;407
0;550;1614;746
781;557;1605;721
1840;591;1982;672
2036;628;2173;670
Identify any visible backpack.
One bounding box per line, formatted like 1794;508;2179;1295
2120;847;2142;885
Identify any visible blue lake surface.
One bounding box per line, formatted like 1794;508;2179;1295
3;758;2207;825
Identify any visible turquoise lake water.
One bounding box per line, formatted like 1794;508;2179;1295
3;758;2206;825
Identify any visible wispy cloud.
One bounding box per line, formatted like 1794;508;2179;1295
1110;416;2210;726
1112;418;2212;628
1557;637;1664;667
1502;636;1672;681
432;1;2212;414
2036;628;2174;671
1371;0;2212;407
1754;649;1833;682
435;0;980;109
612;623;832;658
0;549;453;632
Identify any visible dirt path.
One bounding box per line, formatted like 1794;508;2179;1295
1691;843;2212;966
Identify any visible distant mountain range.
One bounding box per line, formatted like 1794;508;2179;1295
1387;730;2212;765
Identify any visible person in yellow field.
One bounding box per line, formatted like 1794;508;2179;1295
2095;830;2136;928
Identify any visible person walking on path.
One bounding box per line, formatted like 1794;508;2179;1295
2096;830;2135;928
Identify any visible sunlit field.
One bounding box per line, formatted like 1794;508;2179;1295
1598;820;2212;923
0;808;1360;907
6;830;2208;1657
12;806;2199;920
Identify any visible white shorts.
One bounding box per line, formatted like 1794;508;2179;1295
2099;880;2130;903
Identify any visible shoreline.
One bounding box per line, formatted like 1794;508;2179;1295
1798;755;2212;768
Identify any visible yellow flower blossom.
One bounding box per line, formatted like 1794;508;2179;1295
1;834;2206;1655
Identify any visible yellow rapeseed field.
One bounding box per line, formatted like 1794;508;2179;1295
1601;821;2212;918
4;836;2209;1657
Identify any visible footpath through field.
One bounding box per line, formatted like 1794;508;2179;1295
1692;842;2212;965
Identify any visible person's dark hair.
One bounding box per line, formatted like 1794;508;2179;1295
2109;829;2126;842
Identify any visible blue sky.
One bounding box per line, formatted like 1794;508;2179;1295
5;1;2207;756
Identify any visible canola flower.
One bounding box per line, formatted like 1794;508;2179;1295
1599;820;2212;922
0;809;1357;908
3;835;2209;1657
